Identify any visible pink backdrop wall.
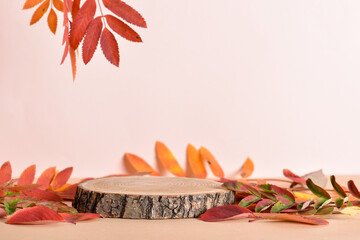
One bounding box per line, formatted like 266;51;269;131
1;1;360;177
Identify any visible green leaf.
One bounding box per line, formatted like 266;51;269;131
314;198;332;210
335;198;344;209
5;191;20;197
306;178;331;199
270;201;294;213
255;199;274;212
316;207;334;215
239;195;261;208
297;199;314;210
270;185;295;203
330;175;347;198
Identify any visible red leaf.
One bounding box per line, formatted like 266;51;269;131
6;206;66;225
0;161;12;184
0;208;6;218
105;15;142;42
18;165;36;185
100;28;120;67
254;213;329;225
7;184;41;192
72;0;81;19
30;0;50;25
56;179;94;200
69;46;77;81
69;0;96;49
61;39;69;64
102;0;147;28
283;169;306;185
51;167;73;190
348;180;360;199
82;16;103;64
23;0;44;9
200;205;255;222
36;167;56;190
24;189;62;202
59;213;101;222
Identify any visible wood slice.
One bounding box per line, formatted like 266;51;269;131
73;176;235;219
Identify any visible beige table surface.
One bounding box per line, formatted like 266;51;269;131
1;176;359;240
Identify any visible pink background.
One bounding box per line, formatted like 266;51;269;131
1;1;360;177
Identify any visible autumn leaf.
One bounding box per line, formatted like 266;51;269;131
330;175;347;198
69;46;77;81
240;158;254;178
283;169;306;186
0;161;12;184
155;141;186;177
239;195;261;208
253;213;329;225
199;147;224;178
47;9;57;34
51;167;73;190
53;0;64;12
18;165;36;185
6;206;67;225
348;180;360;199
72;0;81;19
255;199;274;212
306;179;331;199
186;144;206;178
102;0;147;28
30;0;50;25
36;167;56;190
24;189;62;202
100;28;120;67
69;0;97;50
340;206;360;216
200;205;255;222
82;16;103;64
105;15;142;42
124;153;160;176
59;212;101;222
0;208;6;218
23;0;44;9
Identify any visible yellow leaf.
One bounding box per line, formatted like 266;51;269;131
293;191;318;203
340;206;360;216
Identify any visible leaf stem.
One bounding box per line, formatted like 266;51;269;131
97;0;107;27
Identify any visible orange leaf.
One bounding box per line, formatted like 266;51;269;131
105;15;142;42
253;213;328;225
53;0;64;11
7;184;41;192
61;36;69;64
199;147;224;178
69;0;96;49
102;0;147;28
6;206;66;225
18;165;36;185
155;141;185;177
69;46;77;81
30;0;50;25
23;189;62;202
240;157;254;178
47;8;57;34
59;213;101;222
100;28;120;67
23;0;44;9
0;161;12;184
72;0;81;19
186;144;206;178
36;167;56;190
82;16;103;64
51;167;73;190
124;153;160;176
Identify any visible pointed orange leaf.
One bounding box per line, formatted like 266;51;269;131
199;147;224;178
102;0;147;28
240;157;254;178
105;15;142;42
30;0;50;25
186;144;206;178
82;16;103;64
23;189;62;202
0;161;12;184
51;167;73;190
155;141;186;177
23;0;44;9
69;0;96;49
53;0;64;11
69;46;77;81
36;167;56;190
124;153;160;176
6;206;66;225
59;213;101;222
72;0;81;19
18;164;36;185
47;9;57;34
100;28;120;67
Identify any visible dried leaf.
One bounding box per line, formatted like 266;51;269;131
6;206;66;225
200;205;255;222
340;206;360;216
302;169;327;188
255;199;274;212
59;213;101;222
124;153;160;176
155;141;186;177
239;158;254;178
102;0;147;28
306;179;331;199
23;0;44;9
199;147;224;178
69;0;96;49
223;181;249;192
71;0;81;19
186;144;206;178
82;16;103;64
0;161;12;184
36;167;56;190
100;28;120;67
0;208;6;218
51;167;73;190
53;0;64;11
348;180;360;199
253;213;328;225
105;15;142;42
330;175;347;198
283;169;306;185
24;189;62;202
47;9;57;34
239;195;261;208
18;165;36;185
30;0;50;25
